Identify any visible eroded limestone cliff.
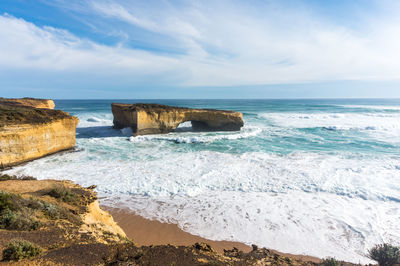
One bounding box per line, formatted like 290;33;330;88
0;98;78;168
112;103;244;136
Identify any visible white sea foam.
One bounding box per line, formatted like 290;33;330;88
78;113;114;128
338;104;400;111
258;112;400;140
5;149;400;263
129;126;262;143
87;117;101;122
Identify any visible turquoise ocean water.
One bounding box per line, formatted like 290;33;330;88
6;99;400;263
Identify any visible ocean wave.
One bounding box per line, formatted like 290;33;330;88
338;104;400;111
87;117;101;122
258;112;400;135
129;127;262;143
77;113;114;128
5;150;400;263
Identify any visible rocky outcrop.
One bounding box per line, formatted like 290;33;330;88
0;97;55;109
0;178;129;264
0;176;323;265
0;99;78;168
112;103;244;136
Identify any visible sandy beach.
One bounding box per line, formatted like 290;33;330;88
106;207;322;263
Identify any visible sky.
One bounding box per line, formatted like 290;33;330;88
0;0;400;99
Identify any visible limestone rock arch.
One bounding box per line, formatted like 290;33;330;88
111;103;244;136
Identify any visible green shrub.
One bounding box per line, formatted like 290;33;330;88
0;174;36;181
47;186;78;203
322;257;341;266
2;240;41;261
18;175;36;180
0;209;40;231
368;243;400;266
0;174;14;181
0;192;40;230
0;191;16;211
0;209;16;227
42;202;62;219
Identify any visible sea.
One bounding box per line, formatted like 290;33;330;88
5;99;400;263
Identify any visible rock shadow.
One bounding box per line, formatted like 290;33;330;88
76;126;131;139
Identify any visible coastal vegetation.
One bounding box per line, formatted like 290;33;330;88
322;257;340;266
368;243;400;266
0;99;68;126
0;173;36;181
2;240;41;261
46;185;79;203
0;191;40;231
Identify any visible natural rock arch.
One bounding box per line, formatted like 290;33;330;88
111;103;244;136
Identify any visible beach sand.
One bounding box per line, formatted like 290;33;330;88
106;207;322;263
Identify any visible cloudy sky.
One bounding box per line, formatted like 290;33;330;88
1;0;400;98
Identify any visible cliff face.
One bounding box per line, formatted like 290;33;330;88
0;117;79;167
0;98;78;168
112;103;244;136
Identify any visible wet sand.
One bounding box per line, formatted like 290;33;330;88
106;207;322;263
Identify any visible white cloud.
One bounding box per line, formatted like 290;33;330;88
1;0;400;88
0;14;181;73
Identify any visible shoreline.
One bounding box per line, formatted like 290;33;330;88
105;206;322;263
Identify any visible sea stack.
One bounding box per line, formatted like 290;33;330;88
111;103;244;136
0;98;79;168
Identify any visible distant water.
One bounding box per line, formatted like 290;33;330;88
6;99;400;263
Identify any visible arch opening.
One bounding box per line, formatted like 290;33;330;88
174;121;193;132
173;120;213;133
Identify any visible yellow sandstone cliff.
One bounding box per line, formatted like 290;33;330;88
112;103;244;136
0;98;78;168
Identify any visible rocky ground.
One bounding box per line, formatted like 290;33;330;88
0;174;357;265
0;99;69;126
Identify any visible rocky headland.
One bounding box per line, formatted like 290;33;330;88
0;175;337;265
0;98;78;168
112;103;244;136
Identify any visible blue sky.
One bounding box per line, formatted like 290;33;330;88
0;0;400;99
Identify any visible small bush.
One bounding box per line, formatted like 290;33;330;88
0;174;36;181
0;192;40;230
18;175;36;180
42;202;62;219
47;186;78;203
0;191;16;211
2;240;41;261
0;209;40;231
26;197;44;210
322;257;341;266
0;174;14;181
368;243;400;266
